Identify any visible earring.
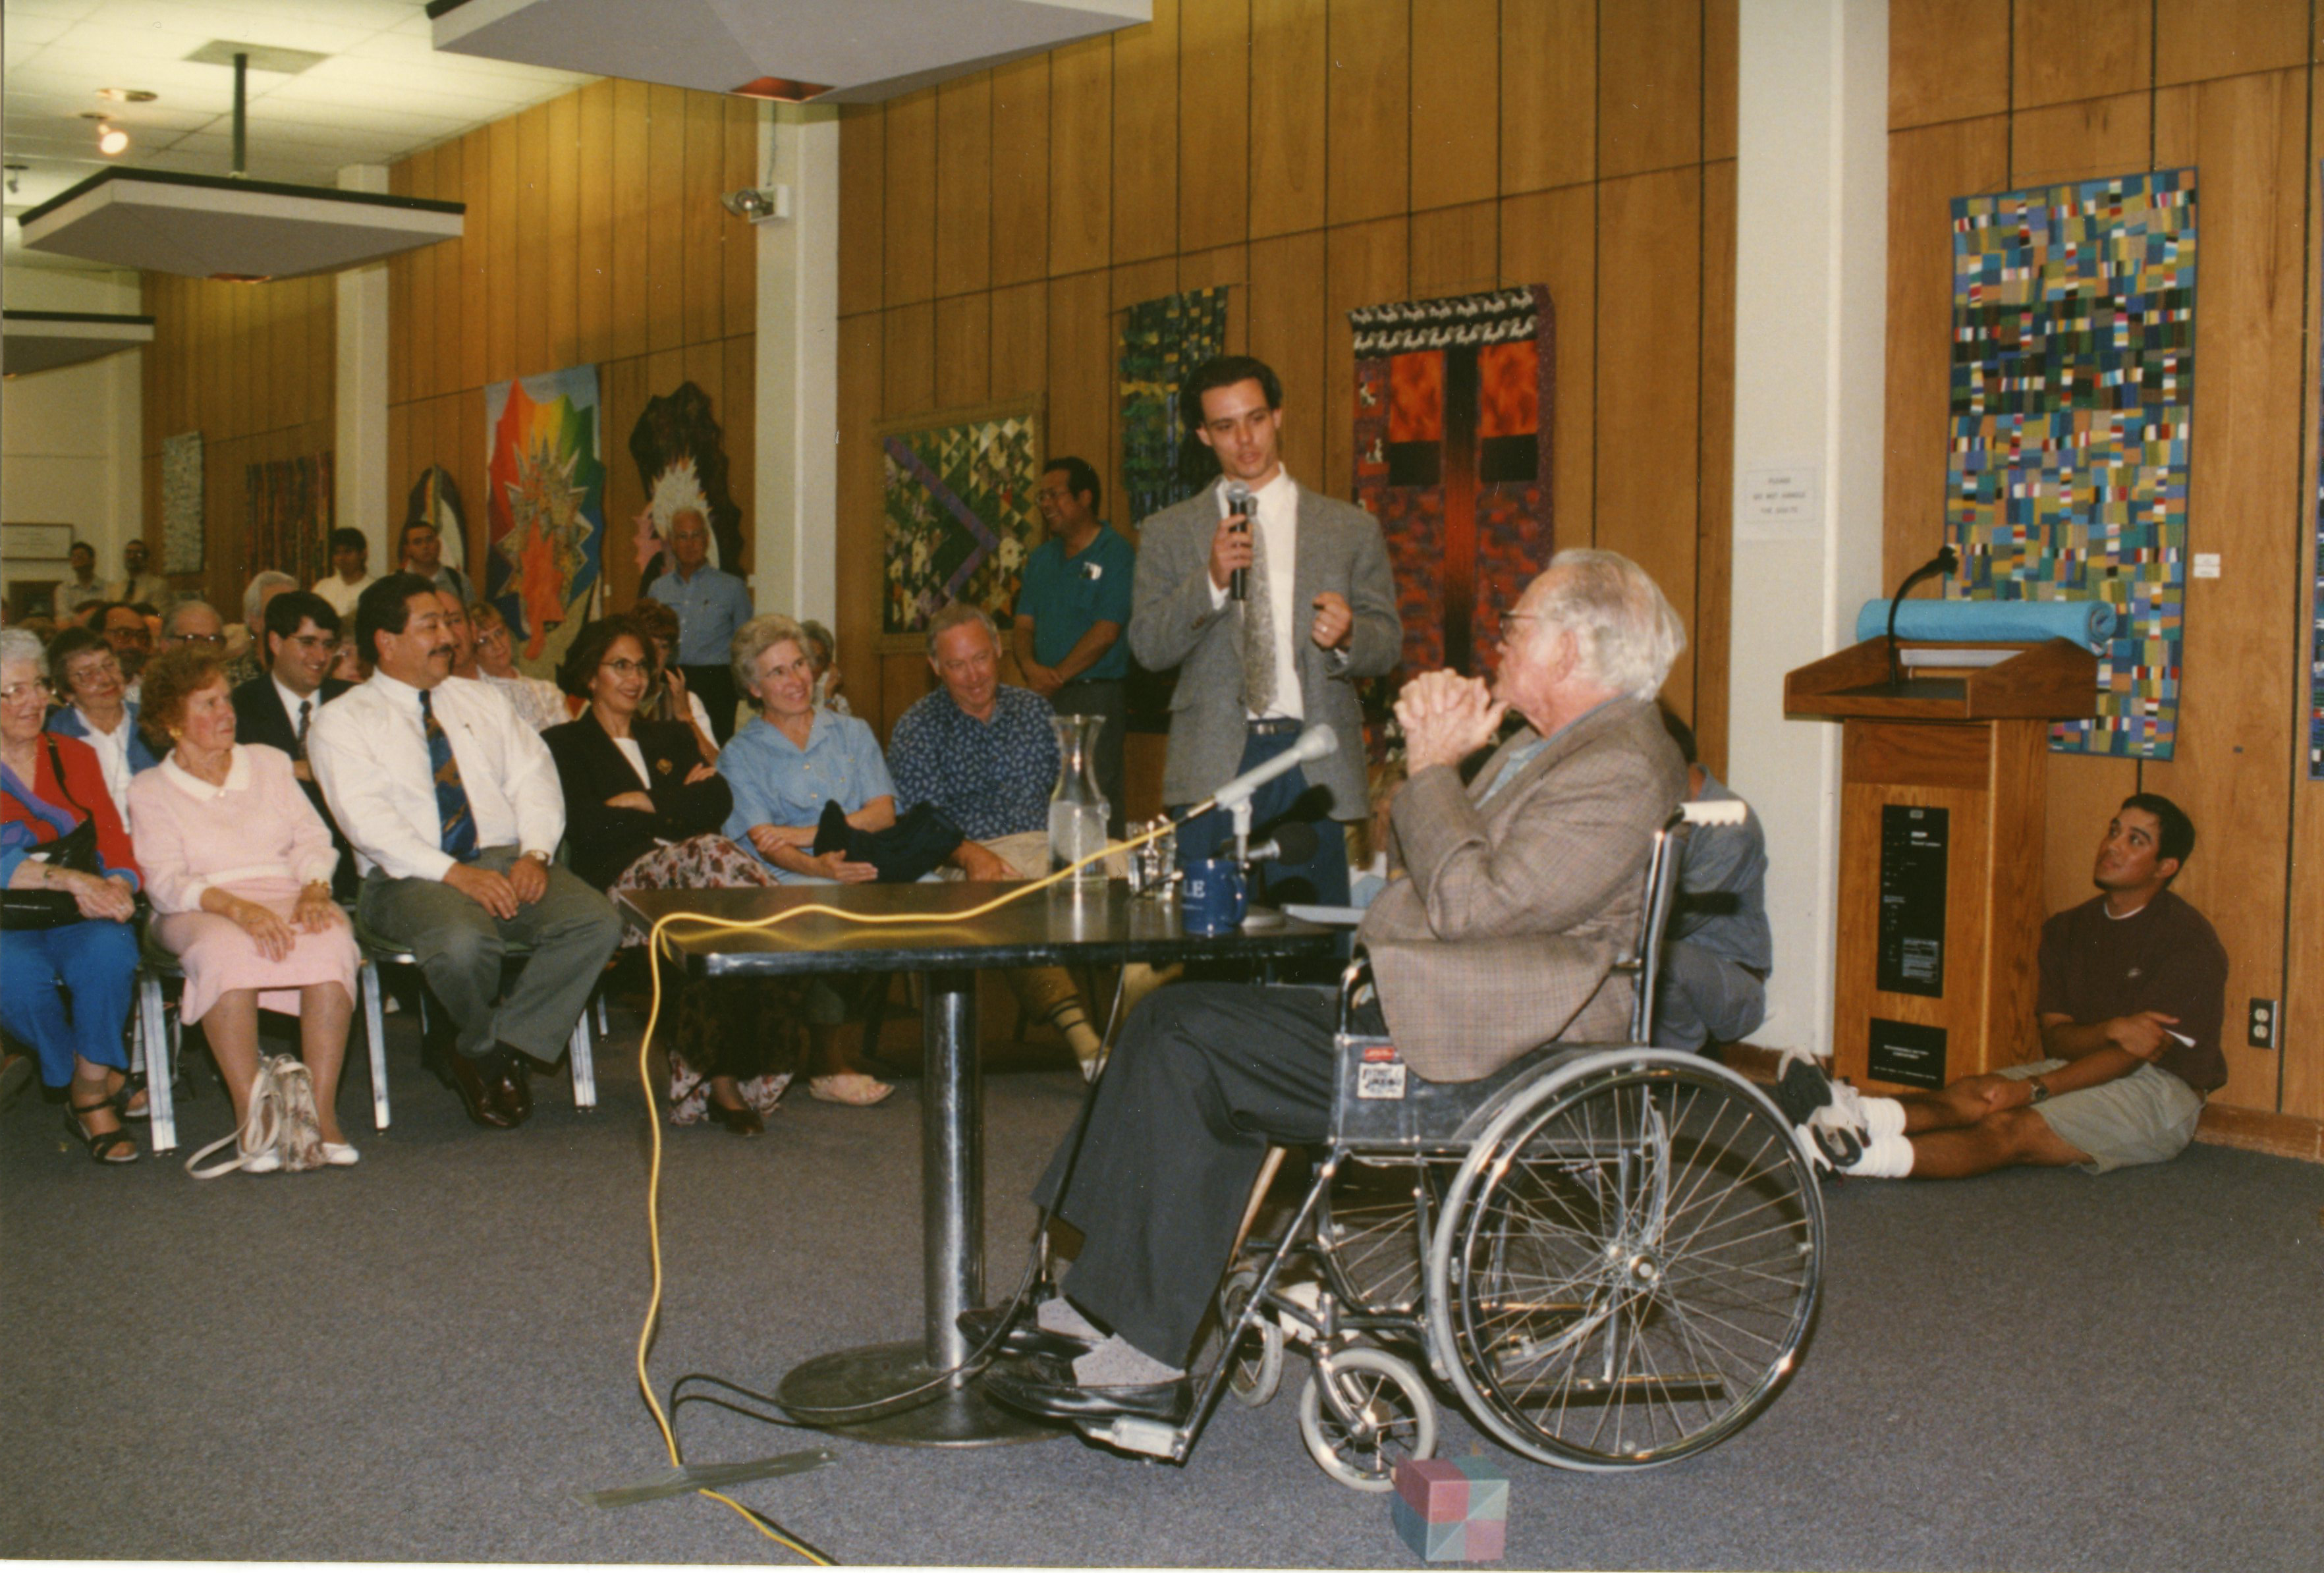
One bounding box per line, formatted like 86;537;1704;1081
169;727;182;739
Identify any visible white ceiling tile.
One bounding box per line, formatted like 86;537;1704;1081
0;0;107;20
3;14;73;46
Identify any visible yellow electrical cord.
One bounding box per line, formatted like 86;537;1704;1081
629;812;1199;1564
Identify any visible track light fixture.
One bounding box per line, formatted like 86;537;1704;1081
719;186;790;223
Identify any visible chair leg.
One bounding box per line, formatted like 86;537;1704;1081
138;974;178;1156
594;991;609;1036
568;999;598;1110
361;960;391;1132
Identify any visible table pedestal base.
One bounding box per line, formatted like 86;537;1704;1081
776;1340;1061;1447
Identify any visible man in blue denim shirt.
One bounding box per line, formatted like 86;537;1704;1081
646;512;754;744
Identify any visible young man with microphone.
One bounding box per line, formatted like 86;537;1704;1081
1125;355;1400;906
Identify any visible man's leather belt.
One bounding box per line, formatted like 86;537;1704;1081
1247;717;1303;736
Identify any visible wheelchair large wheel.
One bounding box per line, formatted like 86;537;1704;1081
1316;1155;1431;1315
1296;1346;1437;1491
1425;1053;1821;1470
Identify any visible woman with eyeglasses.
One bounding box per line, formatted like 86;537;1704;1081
626;597;720;764
541;615;792;1134
43;625;159;822
470;601;572;732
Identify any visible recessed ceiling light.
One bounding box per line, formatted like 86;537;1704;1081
97;88;159;103
97;124;130;156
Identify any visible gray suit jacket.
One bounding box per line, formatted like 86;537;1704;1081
1356;697;1688;1082
1126;478;1400;816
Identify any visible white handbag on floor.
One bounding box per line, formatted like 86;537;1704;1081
186;1054;325;1178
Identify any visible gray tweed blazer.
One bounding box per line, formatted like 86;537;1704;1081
1356;696;1688;1082
1126;478;1400;817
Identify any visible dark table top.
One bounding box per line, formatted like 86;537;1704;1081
617;879;1345;977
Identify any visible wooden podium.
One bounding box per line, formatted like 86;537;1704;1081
1784;638;2097;1094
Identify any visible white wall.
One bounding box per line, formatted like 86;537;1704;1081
751;102;841;626
1;266;145;592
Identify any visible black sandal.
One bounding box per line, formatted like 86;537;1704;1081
66;1098;140;1165
112;1072;151;1122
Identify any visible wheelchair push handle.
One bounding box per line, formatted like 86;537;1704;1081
1678;799;1746;827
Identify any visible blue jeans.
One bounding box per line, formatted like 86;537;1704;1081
1171;725;1351;909
0;919;138;1086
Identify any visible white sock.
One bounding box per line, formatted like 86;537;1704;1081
1861;1095;1906;1141
1843;1130;1916;1178
1071;1335;1184;1387
1038;1297;1101;1340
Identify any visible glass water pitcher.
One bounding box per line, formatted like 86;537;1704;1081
1048;713;1110;889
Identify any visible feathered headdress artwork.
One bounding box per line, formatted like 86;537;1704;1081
636;455;713;574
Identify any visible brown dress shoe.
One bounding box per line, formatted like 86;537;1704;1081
439;1048;516;1130
491;1047;533;1125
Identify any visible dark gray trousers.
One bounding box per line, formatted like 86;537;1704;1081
1651;940;1768;1050
1035;982;1337;1364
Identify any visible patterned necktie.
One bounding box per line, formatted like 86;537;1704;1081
1240;500;1278;716
420;689;479;862
294;698;312;761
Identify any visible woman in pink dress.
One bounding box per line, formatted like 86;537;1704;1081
128;646;362;1169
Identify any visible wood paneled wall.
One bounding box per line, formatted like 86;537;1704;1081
385;80;762;617
835;0;1740;788
138;272;336;613
1884;0;2323;1125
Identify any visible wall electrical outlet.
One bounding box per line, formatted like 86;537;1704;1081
2246;997;2279;1049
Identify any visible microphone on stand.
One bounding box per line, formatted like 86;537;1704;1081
1217;818;1320;868
1224;482;1254;601
1213;724;1337;810
1885;543;1960;691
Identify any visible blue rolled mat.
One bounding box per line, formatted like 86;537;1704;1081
1852;597;2117;648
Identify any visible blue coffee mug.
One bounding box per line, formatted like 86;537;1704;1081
1180;858;1249;935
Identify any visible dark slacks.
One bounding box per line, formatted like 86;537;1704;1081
1171;723;1350;908
1035;982;1337;1364
682;663;740;744
1049;677;1126;837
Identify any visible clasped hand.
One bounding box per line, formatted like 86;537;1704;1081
1395;669;1507;773
443;856;547;920
64;869;136;923
231;889;340;962
746;822;877;883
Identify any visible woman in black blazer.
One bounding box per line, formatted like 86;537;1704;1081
544;615;791;1134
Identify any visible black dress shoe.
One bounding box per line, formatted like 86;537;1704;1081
489;1048;533;1126
437;1048;516;1130
709;1097;764;1136
983;1352;1193;1425
957;1302;1099;1361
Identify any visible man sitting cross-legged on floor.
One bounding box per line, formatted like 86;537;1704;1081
311;573;624;1131
978;549;1688;1425
1779;792;2225;1180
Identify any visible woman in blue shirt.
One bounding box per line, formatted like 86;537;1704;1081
716;614;897;1104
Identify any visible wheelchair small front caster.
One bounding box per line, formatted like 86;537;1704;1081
1297;1345;1435;1491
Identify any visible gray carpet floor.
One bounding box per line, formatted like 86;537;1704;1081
2;1001;2319;1570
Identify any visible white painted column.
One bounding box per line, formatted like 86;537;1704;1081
335;164;391;572
1727;0;1889;1058
752;103;841;623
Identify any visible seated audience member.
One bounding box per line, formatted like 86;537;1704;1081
1651;713;1771;1051
543;617;792;1134
889;603;1107;1078
400;517;476;605
628;598;720;761
62;541;107;619
437;590;482;679
229;571;298;688
470;601;571;732
231;590;356;900
95;601;154;696
105;538;170;611
309;574;623;1132
799;619;852;715
45;626;159;821
1;629;146;1163
1779;794;2226;1180
719;613;900;1105
157;600;227;686
327;633;366;686
130;647;361;1169
315;527;375;619
981;550;1689;1424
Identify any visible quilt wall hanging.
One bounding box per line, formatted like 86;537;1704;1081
161;431;204;575
1120;287;1230;526
877;400;1042;649
1945;168;2196;759
484;365;606;676
627;380;747;586
1350;284;1555;697
244;452;333;589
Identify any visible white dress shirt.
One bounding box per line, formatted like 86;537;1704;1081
309;671;565;881
1205;469;1304;720
314;572;374;618
271;676;320;753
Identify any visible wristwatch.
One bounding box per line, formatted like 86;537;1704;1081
2027;1077;2051;1105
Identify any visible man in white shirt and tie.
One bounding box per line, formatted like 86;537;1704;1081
310;573;622;1129
1126;354;1400;906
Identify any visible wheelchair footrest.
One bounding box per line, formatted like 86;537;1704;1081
1078;1416;1186;1460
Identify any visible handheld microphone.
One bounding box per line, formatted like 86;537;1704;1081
1224;482;1253;601
1885;543;1959;690
1224;817;1321;867
1213;724;1337;810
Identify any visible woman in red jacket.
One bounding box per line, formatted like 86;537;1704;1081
2;628;144;1163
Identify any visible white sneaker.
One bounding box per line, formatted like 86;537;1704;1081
1823;1078;1873;1135
321;1142;360;1167
240;1148;282;1175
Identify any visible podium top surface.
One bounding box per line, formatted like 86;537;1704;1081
1784;638;2097;722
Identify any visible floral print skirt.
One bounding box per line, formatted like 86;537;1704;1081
613;833;804;1125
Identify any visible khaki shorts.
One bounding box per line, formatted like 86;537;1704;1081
1997;1058;2204;1174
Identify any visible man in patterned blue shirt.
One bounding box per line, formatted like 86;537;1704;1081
889;602;1107;1076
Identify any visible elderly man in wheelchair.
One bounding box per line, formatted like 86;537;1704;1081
978;549;1825;1487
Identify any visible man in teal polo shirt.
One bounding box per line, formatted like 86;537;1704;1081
1013;456;1135;833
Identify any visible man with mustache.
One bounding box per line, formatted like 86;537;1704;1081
310;573;621;1130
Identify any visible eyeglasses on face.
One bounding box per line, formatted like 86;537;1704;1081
600;658;651;678
1;680;50;704
173;631;225;646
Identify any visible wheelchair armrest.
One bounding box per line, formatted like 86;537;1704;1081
1337;951;1375;1037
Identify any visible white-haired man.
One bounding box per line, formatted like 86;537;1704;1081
983;549;1690;1427
642;473;752;744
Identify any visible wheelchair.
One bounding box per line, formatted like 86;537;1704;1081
1072;800;1825;1488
